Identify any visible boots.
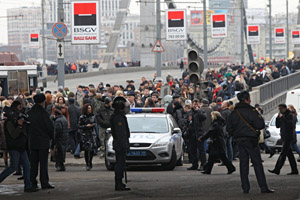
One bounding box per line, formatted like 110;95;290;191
115;180;130;191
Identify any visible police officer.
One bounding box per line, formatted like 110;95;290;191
110;96;130;191
227;91;274;194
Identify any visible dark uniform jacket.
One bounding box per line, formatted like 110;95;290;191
28;104;54;150
200;117;226;156
227;102;265;139
188;108;207;139
275;109;295;141
110;111;130;151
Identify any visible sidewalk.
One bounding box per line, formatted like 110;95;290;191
54;152;105;166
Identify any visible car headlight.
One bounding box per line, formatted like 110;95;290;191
153;140;169;147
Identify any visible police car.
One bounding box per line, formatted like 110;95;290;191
265;113;300;151
105;108;184;171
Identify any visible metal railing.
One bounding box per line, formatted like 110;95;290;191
255;71;300;104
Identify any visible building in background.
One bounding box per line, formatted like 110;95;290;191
7;6;42;61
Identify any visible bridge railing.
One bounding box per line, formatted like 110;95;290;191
251;70;300;113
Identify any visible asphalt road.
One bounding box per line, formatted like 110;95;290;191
46;69;184;93
0;153;300;200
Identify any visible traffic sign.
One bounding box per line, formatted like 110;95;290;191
152;40;165;52
57;42;64;59
52;23;68;39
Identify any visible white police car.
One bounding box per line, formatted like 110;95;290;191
265;113;300;151
105;108;184;171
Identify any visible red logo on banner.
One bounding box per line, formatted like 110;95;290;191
74;3;97;26
212;14;225;28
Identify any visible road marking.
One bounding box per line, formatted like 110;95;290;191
105;197;124;200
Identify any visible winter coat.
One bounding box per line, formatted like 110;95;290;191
4;110;27;151
188;108;207;139
68;104;81;132
226;102;265;140
28;104;54;150
275;109;295;141
200;105;213;133
110;111;130;151
53;115;69;162
78;114;97;151
96;105;113;128
221;108;231;137
200;117;226;156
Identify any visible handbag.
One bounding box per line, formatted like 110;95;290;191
236;109;260;137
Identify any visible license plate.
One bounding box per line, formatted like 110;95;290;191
127;151;147;156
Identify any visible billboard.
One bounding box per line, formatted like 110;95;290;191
166;9;187;41
29;33;39;48
247;25;260;44
71;0;100;44
291;30;300;44
190;10;227;26
211;13;227;38
274;28;285;44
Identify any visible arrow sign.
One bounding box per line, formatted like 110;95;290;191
57;42;64;59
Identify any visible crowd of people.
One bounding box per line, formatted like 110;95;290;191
0;58;300;193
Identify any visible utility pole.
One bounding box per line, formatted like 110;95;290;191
241;0;244;64
203;0;207;68
57;0;65;88
286;0;289;59
41;0;46;77
156;0;161;77
269;0;272;60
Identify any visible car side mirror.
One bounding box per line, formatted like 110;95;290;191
173;128;181;134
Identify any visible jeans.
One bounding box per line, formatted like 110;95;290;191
0;150;31;189
292;142;300;155
225;137;233;162
74;144;81;157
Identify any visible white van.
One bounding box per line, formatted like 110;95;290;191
286;89;300;113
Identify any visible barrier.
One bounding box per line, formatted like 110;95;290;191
251;71;300;114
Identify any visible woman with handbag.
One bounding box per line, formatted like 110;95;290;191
78;103;97;171
199;111;236;175
288;105;300;161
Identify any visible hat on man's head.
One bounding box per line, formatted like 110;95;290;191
33;93;46;104
201;98;209;105
127;91;135;97
172;94;180;99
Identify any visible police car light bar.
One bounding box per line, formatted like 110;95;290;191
130;108;165;113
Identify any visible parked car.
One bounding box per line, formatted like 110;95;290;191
265;113;300;151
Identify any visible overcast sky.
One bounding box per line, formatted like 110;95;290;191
0;0;298;44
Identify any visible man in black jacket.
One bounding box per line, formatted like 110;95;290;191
187;99;207;171
28;93;55;190
268;104;298;175
110;96;130;191
0;101;37;192
67;98;81;156
227;91;274;194
96;97;113;155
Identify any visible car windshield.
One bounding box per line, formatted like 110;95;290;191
270;114;300;126
127;117;169;133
